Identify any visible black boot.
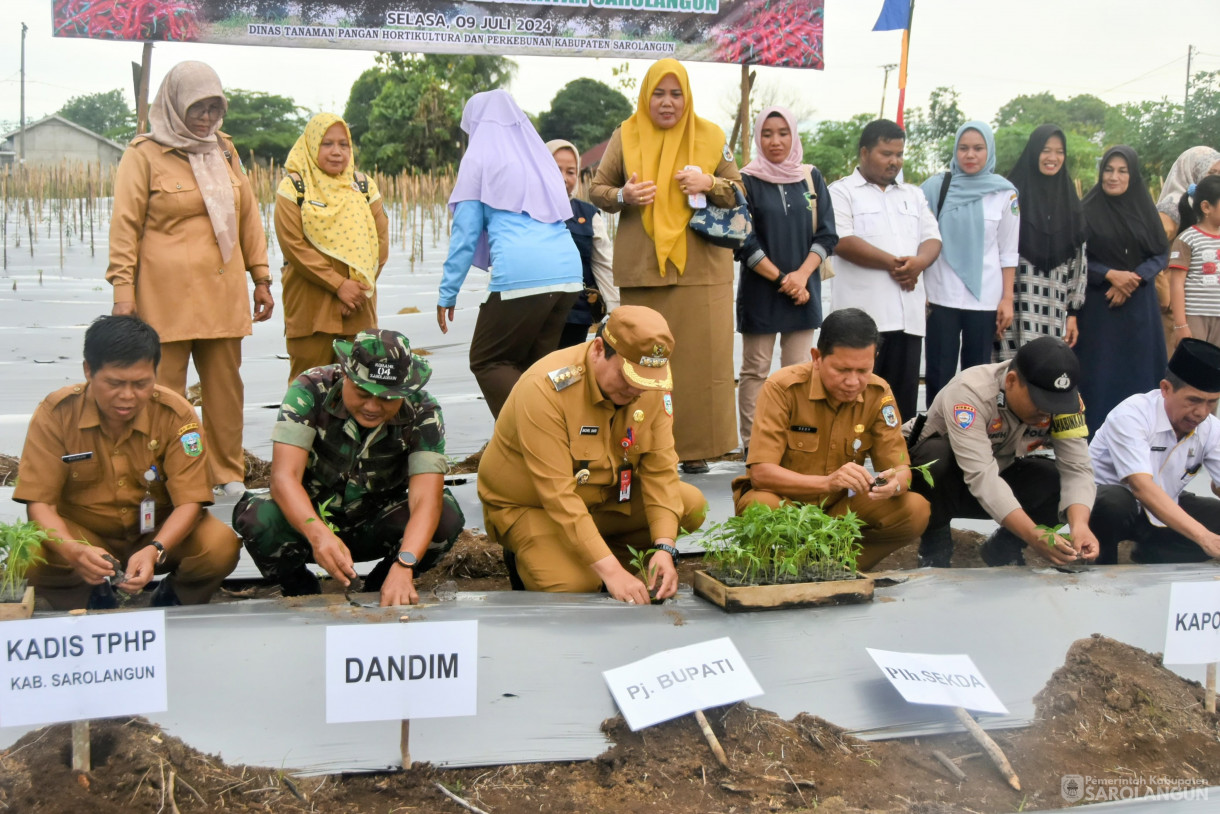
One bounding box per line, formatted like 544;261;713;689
150;579;182;607
87;582;120;610
918;526;954;568
279;567;322;597
980;528;1027;567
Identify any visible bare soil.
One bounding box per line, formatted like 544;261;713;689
0;636;1214;813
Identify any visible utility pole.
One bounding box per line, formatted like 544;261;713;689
879;63;897;119
19;22;28;163
1185;44;1195;107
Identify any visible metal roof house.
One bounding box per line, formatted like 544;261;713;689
1;115;125;168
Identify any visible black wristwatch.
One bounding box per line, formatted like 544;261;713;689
395;550;418;570
147;540;167;565
773;272;788;290
654;543;680;559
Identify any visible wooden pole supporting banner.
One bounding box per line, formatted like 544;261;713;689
136;42;153;136
71;720;90;772
951;707;1019;790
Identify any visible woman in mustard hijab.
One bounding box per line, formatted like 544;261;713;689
590;59;744;473
275;113;389;381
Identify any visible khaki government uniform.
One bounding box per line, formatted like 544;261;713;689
107;133;269;485
589;129;742;460
733;365;930;570
478;342;707;592
275;176;391;381
913;362;1095;526
13;384;240;609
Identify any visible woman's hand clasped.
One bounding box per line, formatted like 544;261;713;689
621;173;657;206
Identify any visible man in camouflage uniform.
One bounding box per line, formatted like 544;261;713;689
234;329;463;606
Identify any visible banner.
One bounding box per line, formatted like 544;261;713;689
51;0;825;69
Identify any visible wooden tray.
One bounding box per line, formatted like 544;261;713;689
693;570;873;613
0;586;35;621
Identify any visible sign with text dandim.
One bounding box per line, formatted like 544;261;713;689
325;620;478;724
0;610;167;728
51;0;825;68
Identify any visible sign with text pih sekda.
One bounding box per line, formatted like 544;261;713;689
51;0;825;69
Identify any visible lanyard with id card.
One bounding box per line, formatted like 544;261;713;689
139;465;159;534
617;428;634;503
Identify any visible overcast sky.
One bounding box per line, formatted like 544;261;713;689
2;0;1217;135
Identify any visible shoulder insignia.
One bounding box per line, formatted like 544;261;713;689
882;404;898;428
953;403;977;430
722;143;733;162
1009;193;1020;216
1051;412;1088;439
547;365;584;392
880;394;894;407
180;431;203;457
176;422;199;437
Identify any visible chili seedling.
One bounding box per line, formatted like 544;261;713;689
873;459;938;489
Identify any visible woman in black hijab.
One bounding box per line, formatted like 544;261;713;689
996;125;1087;359
1074;145;1169;432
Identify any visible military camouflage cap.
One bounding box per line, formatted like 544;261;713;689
333;329;431;398
601;306;674;391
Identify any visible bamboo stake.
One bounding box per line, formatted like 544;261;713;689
693;709;729;769
951;706;1019;790
1206;663;1216;713
434;781;491;814
400;613;411;769
71;720;90;772
932;748;967;782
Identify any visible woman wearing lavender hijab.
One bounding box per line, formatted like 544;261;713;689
437;90;583;418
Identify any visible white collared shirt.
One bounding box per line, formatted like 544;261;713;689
922;189;1020;311
828;168;941;335
1091;389;1220;526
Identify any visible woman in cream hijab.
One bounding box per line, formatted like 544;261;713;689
590;59;743;473
107;61;271;496
276;112;389;381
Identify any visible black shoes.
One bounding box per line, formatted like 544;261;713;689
279;566;322;597
980;529;1027;567
917;526;954;568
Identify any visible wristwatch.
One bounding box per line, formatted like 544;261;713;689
147;540;167;565
616;186;625;205
654;543;680;559
395;550;418;570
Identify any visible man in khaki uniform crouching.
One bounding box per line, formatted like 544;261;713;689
478;306;707;604
733;309;930;569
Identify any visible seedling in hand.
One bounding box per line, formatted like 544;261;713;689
305;495;340;533
626;545;658;598
873;459;938;489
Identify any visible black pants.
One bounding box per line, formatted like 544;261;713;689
1091;485;1216;564
876;330;923;422
910;434;1062;532
924;304;996;406
558;320;594;349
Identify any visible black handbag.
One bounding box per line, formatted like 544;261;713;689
688;185;753;249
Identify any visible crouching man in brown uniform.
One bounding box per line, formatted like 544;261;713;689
13;316;239;609
478;306;708;605
733;308;930;569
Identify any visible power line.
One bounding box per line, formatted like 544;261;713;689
1101;54;1187;94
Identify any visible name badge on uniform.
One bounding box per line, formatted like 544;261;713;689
790;425;817;433
139;496;156;534
61;451;93;463
617;463;633;503
580;426;599;435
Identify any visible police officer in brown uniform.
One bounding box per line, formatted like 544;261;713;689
478;306;708;604
13;316;239;610
733;308;931;569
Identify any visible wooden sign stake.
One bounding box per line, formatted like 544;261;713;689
951;707;1019;790
71;720;90;772
693;709;729;769
1206;663;1216;713
399;614;411;769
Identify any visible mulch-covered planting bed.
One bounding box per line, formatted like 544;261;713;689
0;636;1214;812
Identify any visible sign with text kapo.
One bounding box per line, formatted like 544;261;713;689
326;620;478;724
1163;581;1220;664
0;610;167;728
866;648;1008;715
603;637;762;731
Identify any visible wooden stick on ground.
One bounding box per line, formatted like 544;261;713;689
931;749;967;782
693;709;730;769
400;614;411;769
434;781;492;814
1206;663;1216;713
951;707;1019;790
71;720;90;772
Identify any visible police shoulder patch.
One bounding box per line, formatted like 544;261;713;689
952;403;977;430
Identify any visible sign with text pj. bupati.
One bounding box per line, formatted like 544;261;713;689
866;648;1008;715
603;637;762;731
0;610;166;728
51;0;825;69
326;621;477;724
1163;581;1220;665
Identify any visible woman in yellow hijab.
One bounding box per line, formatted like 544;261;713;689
275;113;389;381
590;59;744;472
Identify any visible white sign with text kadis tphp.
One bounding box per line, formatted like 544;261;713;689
0;610;166;728
603;637;763;731
1163;581;1220;664
326;620;477;723
866;648;1008;715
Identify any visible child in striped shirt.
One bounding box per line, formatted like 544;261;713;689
1169;175;1220;353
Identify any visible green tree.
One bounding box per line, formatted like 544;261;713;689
903;86;965;182
57;89;134;142
222;89;309;165
994;92;1109;137
353;53;516;174
537;79;633;153
799;113;873;183
344;67;386;147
